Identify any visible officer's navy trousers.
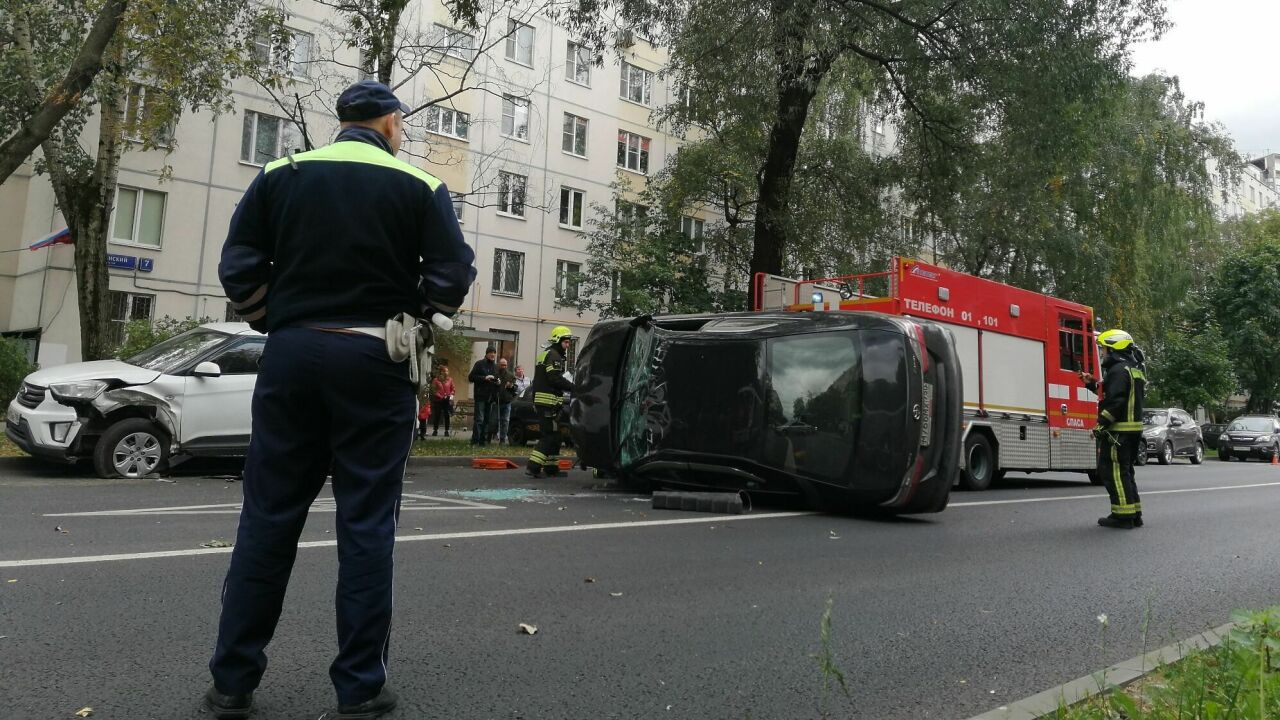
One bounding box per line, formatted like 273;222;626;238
210;327;414;706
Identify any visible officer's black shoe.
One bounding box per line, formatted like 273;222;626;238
524;468;542;479
1097;514;1135;529
203;686;253;719
1133;513;1144;528
336;686;398;719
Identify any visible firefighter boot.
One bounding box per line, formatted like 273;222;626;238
1097;514;1135;529
1133;512;1143;528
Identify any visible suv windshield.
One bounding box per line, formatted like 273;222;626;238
1143;410;1168;426
126;328;230;374
1227;417;1276;433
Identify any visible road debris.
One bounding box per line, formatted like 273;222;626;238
75;708;93;717
584;577;596;583
651;490;749;514
610;592;623;598
829;530;841;540
200;540;233;548
6;579;16;584
517;623;538;635
54;526;68;534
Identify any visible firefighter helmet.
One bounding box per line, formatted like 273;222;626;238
1097;329;1134;351
549;325;574;343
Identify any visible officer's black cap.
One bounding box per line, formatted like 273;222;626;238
336;80;411;121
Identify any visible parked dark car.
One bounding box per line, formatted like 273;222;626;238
1217;415;1280;462
1139;408;1204;465
507;386;572;447
569;311;963;515
1199;422;1229;451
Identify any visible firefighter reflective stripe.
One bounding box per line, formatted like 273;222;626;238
1111;422;1142;431
528;450;556;468
1127;367;1145;424
1101;409;1116;422
534;392;562;406
1109;445;1138;515
263;139;444;189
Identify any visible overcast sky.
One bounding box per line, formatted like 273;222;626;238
1129;0;1278;159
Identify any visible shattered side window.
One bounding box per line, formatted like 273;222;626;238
125;329;231;374
765;332;861;481
617;326;655;467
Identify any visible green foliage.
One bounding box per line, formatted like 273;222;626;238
0;338;37;405
1210;215;1280;412
431;323;475;367
1144;327;1236;413
1056;606;1280;719
113;317;205;361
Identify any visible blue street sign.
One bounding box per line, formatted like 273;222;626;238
138;258;154;273
106;254;136;270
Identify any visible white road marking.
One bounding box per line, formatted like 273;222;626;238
0;512;811;568
950;480;1280;507
43;493;500;517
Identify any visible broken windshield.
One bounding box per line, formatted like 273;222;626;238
126;329;230;374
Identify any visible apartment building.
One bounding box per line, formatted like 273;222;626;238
0;1;698;389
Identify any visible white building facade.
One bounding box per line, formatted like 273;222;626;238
0;1;697;389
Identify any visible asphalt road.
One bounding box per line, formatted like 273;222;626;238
1;456;1278;720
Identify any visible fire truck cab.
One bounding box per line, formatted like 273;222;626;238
754;257;1102;490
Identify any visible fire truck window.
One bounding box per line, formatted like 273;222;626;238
1058;326;1085;371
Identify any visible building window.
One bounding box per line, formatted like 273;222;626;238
452;193;465;223
620;62;653;106
501;95;529;141
617;201;646;240
108;291;155;345
559;187;585;229
288;30;312;77
111;186;166;248
433;24;476;61
566;41;591;86
123;84;174;146
556;260;581;301
424;106;470;140
562;113;588;157
682;216;705;252
497;171;527;218
617;130;650;174
504;20;534;66
241;111;301;165
492;249;525;296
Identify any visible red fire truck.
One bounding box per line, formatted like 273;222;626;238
753;257;1102;490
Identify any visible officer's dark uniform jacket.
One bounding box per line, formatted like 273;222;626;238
219;126;476;330
1089;351;1146;434
531;344;574;408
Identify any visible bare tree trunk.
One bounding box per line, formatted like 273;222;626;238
375;2;406;86
747;0;828;309
0;0;130;185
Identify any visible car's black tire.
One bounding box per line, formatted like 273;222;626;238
509;424;526;446
960;433;995;491
1190;442;1204;465
1219;449;1231;461
93;418;170;479
1135;450;1148;466
1158;442;1174;465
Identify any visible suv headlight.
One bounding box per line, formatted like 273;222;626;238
1256;435;1273;443
1142;428;1159;437
48;380;108;401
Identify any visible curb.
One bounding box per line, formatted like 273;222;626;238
964;620;1237;720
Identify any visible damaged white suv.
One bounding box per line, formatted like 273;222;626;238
6;323;264;478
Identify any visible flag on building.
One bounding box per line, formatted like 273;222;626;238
29;227;72;251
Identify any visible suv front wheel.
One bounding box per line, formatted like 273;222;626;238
94;418;170;479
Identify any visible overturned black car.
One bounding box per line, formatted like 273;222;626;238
570;312;963;514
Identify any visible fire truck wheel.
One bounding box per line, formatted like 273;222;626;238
960;434;995;491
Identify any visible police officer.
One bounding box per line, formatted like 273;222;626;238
205;80;476;719
526;326;576;478
1080;329;1146;529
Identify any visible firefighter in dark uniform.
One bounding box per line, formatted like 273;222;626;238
1081;329;1146;529
526;326;576;478
205;81;475;720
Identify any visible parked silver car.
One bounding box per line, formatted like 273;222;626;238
1139;408;1204;465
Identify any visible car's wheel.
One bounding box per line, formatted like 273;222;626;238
960;433;995;491
509;424;526;446
93;418;169;479
1158;441;1174;465
1190;442;1204;465
1135;450;1148;466
1219;449;1231;461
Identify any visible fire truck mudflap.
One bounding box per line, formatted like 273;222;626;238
569;311;962;514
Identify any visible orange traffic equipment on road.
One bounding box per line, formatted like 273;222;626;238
558;458;574;471
1271;452;1278;466
472;458;518;470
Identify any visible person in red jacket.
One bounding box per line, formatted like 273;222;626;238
430;366;455;436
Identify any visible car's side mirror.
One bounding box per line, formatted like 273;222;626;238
193;361;222;378
1171;419;1183;427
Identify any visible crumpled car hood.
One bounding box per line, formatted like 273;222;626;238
25;360;162;387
